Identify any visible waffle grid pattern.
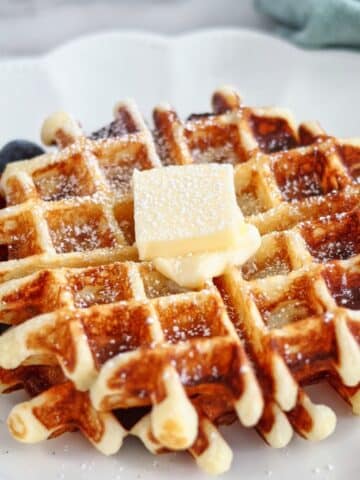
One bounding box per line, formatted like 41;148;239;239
0;87;359;475
0;100;164;282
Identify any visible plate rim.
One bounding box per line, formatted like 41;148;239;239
1;27;360;66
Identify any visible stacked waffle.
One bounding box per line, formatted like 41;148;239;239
0;87;358;475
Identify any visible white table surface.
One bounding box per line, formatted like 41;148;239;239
0;0;275;56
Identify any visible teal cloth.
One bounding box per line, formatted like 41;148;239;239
255;0;360;48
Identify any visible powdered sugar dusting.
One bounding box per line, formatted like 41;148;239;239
191;143;238;165
49;218;116;253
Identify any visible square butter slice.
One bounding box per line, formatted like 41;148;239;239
133;164;243;259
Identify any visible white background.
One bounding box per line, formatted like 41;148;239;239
0;0;275;56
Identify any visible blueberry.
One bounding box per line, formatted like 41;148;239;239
0;323;10;334
0;140;45;173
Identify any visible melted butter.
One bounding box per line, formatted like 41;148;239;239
153;223;260;288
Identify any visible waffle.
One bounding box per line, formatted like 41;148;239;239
0;262;258;474
153;87;360;445
0;99;165;283
0;362;235;474
0;87;359;475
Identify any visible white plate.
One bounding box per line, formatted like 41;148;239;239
0;29;359;480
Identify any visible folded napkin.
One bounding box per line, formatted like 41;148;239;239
255;0;360;48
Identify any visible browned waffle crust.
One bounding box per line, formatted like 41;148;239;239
0;87;358;474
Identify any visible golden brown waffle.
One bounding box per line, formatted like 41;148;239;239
152;87;360;446
0;87;359;475
216;209;360;443
0;99;166;283
0;260;262;471
0;362;235;474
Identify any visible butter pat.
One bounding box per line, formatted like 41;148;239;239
153;224;260;288
134;164;243;259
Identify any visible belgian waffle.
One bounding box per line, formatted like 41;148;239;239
0;99;162;283
0;87;359;475
154;87;360;446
